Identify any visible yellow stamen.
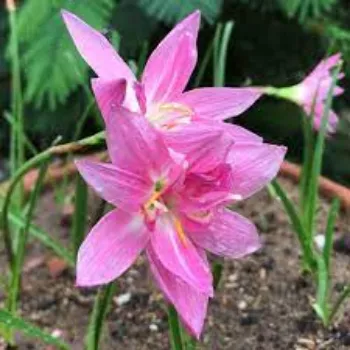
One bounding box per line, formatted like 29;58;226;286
174;217;187;246
158;103;193;116
144;191;162;209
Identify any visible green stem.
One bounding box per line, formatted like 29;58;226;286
86;283;116;350
168;305;184;350
213;261;223;290
300;114;314;216
71;174;88;258
271;180;316;271
305;64;341;243
8;3;25;204
216;21;234;87
213;23;223;87
1;131;106;267
5;161;49;342
194;38;214;88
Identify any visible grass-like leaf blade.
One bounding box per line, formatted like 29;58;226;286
0;309;70;349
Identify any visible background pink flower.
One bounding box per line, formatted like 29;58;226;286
263;54;344;134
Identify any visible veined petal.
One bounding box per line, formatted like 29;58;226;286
142;11;200;104
75;159;152;211
224;122;263;143
150;214;213;296
76;209;149;286
92;78;140;118
105;106;184;183
227;142;287;199
91;78;126;121
307;104;339;134
147;244;208;339
188;208;261;258
164;123;233;173
175;87;262;120
61;10;135;81
178;165;235;213
142;31;197;104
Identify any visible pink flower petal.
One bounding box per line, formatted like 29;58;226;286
104;106;183;183
227;142;287;199
175;87;262;120
147;244;208;339
178;165;234;213
188;208;261;258
91;78;127;121
306;103;339;134
164;122;233;173
76;209;149;286
62;10;135;81
75;159;152;211
142;16;199;104
224;122;263;143
150;214;213;296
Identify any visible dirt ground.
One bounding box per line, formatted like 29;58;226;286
1;176;350;349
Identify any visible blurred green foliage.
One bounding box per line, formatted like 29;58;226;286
1;0;350;185
16;0;115;109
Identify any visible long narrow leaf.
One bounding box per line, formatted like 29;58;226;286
216;21;234;87
7;209;74;266
306;64;341;240
323;199;340;270
313;254;329;325
168;305;184;350
71;174;88;258
86;283;116;350
7;162;49;321
329;285;350;324
0;309;70;349
271;180;314;268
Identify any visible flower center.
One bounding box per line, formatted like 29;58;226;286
147;102;194;131
142;182;188;246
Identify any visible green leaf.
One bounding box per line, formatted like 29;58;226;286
323;199;339;271
7;161;49;335
86;283;116;350
313;254;329;325
271;180;315;270
0;309;70;349
136;0;223;25
16;0;115;109
279;0;337;22
168;305;184;350
8;209;75;266
305;63;341;240
71;174;88;258
213;21;234;87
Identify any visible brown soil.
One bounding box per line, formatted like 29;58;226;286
1;177;350;350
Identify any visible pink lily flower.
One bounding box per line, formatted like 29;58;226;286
62;10;262;131
263;54;344;134
74;83;286;338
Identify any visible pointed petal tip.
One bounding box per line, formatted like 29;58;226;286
61;8;76;24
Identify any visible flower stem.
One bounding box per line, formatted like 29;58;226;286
213;261;223;290
1;131;106;268
8;0;25;205
71;174;88;258
5;161;49;343
86;283;116;350
168;305;184;350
